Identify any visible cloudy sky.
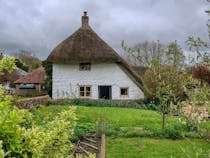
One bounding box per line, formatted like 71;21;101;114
0;0;209;60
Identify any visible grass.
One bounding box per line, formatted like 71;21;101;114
106;137;210;158
34;105;209;134
33;105;210;157
35;105;179;128
76;106;174;128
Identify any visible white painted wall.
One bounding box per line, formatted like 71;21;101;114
52;63;144;100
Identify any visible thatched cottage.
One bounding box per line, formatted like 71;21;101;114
47;12;144;100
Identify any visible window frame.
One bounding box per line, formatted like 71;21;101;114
79;85;92;98
120;87;129;97
79;63;91;71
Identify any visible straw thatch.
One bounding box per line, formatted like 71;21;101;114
47;13;143;89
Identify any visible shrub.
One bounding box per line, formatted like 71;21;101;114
71;123;95;142
50;98;158;111
0;85;77;157
192;64;210;85
143;66;186;100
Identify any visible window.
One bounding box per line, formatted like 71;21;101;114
120;87;129;97
79;63;91;71
79;86;92;98
19;83;36;89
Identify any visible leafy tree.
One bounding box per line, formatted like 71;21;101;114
166;41;185;69
0;53;3;60
122;40;165;66
143;66;187;129
14;50;42;72
0;57;16;75
122;40;185;69
192;64;210;85
187;1;210;64
15;58;29;72
42;60;52;97
143;66;186;99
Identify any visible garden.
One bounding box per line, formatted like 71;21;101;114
0;5;210;157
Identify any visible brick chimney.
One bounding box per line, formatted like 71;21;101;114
82;11;89;29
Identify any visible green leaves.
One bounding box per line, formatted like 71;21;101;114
0;57;16;75
0;84;77;157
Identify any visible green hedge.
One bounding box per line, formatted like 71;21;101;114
50;98;159;111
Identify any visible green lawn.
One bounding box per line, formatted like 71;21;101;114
33;105;210;157
76;106;178;128
34;105;178;128
106;137;210;158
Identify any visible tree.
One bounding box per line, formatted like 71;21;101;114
122;40;165;66
42;60;52;97
15;58;29;72
14;50;42;72
122;40;185;69
0;57;16;75
166;41;185;69
192;64;210;85
187;1;210;65
143;66;187;129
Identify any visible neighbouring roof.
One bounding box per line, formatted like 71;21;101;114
47;12;144;90
14;68;46;84
0;68;27;83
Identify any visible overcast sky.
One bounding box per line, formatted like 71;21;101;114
0;0;209;60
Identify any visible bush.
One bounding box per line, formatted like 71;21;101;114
50;98;159;111
143;66;186;99
192;64;210;85
71;123;95;142
0;86;77;157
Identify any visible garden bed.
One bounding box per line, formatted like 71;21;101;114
73;133;105;158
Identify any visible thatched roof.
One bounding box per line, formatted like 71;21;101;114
14;68;46;84
132;66;147;77
47;14;122;63
47;12;144;90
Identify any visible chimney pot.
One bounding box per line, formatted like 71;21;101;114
84;11;88;16
82;11;89;29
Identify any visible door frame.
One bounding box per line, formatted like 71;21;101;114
98;85;112;99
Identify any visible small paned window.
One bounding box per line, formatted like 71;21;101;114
79;86;92;98
79;63;91;71
120;87;129;97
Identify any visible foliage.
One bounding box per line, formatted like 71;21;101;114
42;60;52;97
36;105;202;138
181;77;210;131
143;66;185;100
122;40;165;66
71;123;95;142
50;98;159;110
0;86;77;157
14;50;42;72
186;1;210;65
122;40;185;68
166;41;185;69
15;58;29;72
0;57;16;75
192;64;210;85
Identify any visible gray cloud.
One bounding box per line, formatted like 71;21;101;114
0;0;209;60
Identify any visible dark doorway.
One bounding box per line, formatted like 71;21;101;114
98;86;112;99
